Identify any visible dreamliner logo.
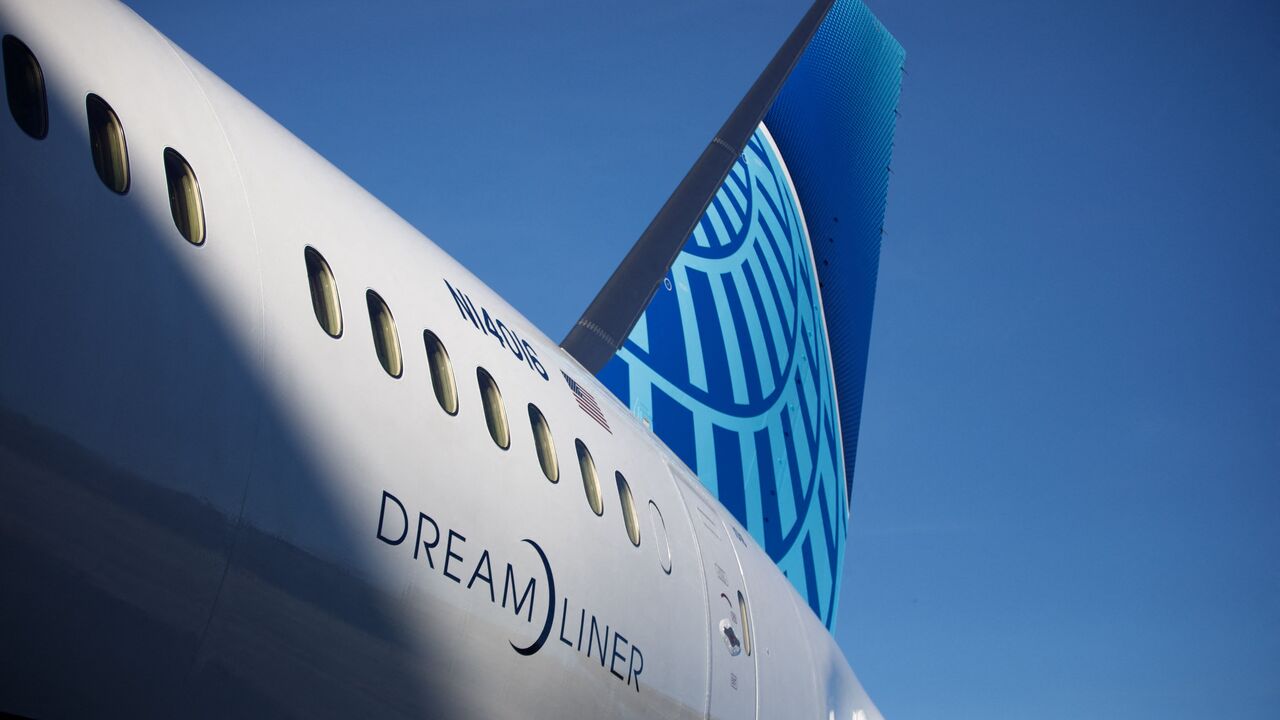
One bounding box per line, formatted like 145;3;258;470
375;491;645;692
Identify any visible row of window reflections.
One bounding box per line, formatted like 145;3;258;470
4;34;205;244
306;247;646;550
5;31;653;558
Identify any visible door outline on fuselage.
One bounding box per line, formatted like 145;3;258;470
663;461;760;720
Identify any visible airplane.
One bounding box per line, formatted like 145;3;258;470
0;0;902;717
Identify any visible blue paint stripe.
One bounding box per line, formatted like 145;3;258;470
818;481;839;628
598;354;630;409
753;241;794;348
631;309;650;353
686;268;733;402
741;260;783;390
739;429;763;538
757;173;793;238
697;215;716;248
643;270;688;386
729;158;750;197
781;406;804;524
706;198;731;247
723;272;763;403
794;371;818;453
800;536;821;617
758;218;796;298
708;272;751;405
653;386;696;474
722;173;746;222
713;424;746;524
755;427;783;556
672;264;708;392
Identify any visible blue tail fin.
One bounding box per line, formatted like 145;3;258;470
564;0;903;631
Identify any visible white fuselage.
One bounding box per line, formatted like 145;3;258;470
0;1;880;718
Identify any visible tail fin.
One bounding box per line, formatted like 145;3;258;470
561;0;903;631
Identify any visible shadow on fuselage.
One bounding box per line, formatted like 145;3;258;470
0;39;455;718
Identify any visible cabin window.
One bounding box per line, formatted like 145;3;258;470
3;35;47;139
366;290;402;378
304;247;342;337
616;472;640;547
737;590;753;657
86;94;129;194
163;148;205;244
528;404;557;482
576;439;603;516
648;501;672;574
423;330;458;414
477;368;509;449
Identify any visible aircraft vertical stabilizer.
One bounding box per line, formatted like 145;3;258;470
562;0;903;630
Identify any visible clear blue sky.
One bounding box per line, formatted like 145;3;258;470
124;1;1280;717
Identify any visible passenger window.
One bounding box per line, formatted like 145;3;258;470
3;35;47;139
616;472;640;547
304;247;342;337
576;439;603;516
737;591;753;656
477;368;509;449
365;290;402;378
163;148;205;244
528;404;558;482
86;94;128;194
423;330;458;415
648;501;672;574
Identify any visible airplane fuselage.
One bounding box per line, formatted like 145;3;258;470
0;1;879;718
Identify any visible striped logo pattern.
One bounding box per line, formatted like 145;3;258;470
597;123;846;628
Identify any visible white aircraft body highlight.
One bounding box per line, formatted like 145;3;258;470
0;1;899;718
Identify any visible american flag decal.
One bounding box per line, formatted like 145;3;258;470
562;371;611;433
